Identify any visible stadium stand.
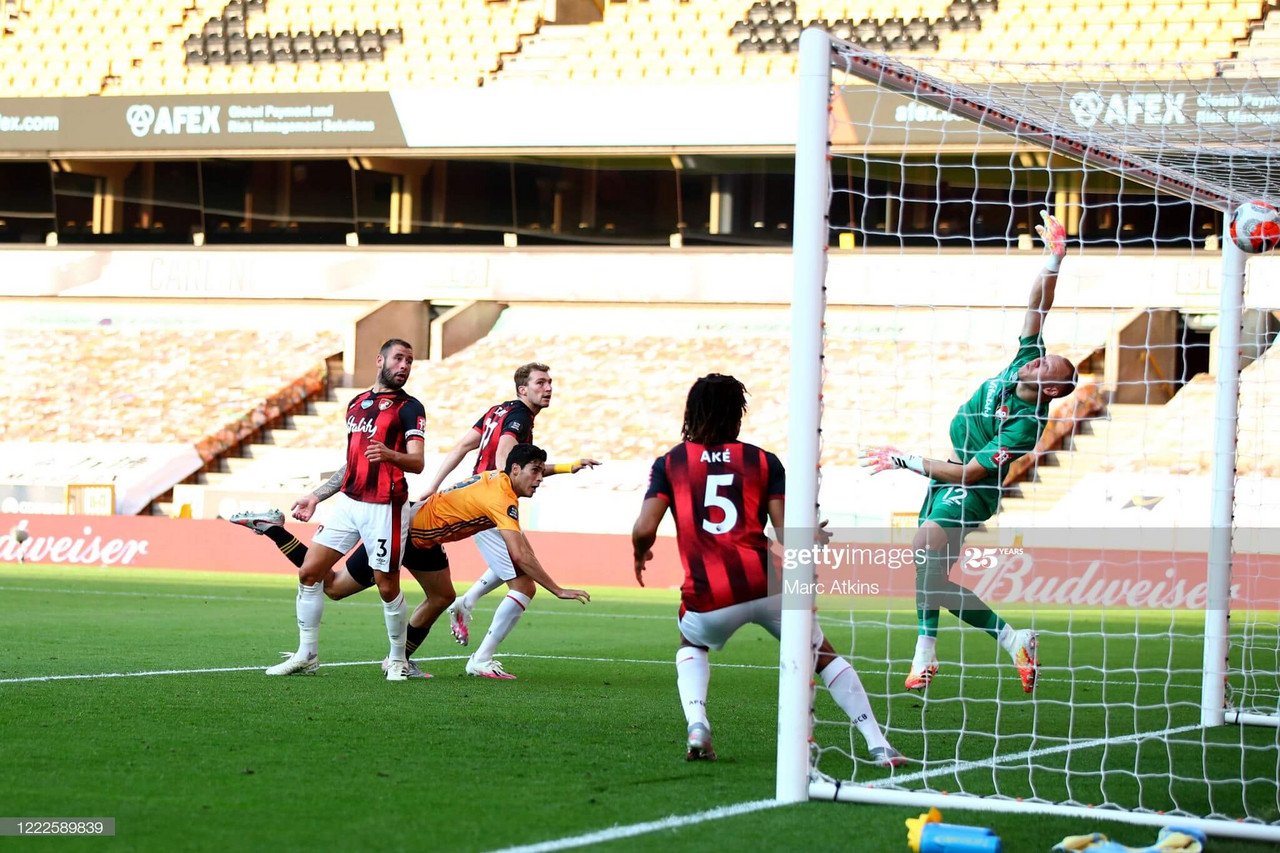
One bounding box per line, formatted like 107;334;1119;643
242;321;1100;466
3;0;1276;96
506;0;1272;84
0;326;340;462
1131;344;1280;476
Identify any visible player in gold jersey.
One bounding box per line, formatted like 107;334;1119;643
231;443;589;678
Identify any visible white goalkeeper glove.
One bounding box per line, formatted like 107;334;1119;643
859;446;925;476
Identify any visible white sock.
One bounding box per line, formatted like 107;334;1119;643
473;590;530;661
296;581;324;657
820;658;889;751
382;591;407;661
676;647;710;728
912;635;938;665
997;623;1017;654
461;569;503;610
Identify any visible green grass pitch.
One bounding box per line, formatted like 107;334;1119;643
2;564;1278;852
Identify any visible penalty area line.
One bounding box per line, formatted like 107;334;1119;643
486;798;786;853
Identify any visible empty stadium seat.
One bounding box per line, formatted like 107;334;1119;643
6;0;1277;96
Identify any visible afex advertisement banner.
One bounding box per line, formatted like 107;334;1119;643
2;77;1276;153
0;93;405;152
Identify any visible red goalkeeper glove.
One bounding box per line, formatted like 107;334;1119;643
1035;210;1066;271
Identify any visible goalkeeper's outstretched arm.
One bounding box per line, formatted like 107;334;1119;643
1023;210;1067;339
859;448;991;486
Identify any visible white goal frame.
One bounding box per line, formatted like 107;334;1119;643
777;27;1278;842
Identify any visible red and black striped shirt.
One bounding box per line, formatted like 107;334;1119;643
471;400;535;474
646;441;785;613
340;389;426;504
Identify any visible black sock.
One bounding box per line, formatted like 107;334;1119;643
264;526;307;569
406;622;429;656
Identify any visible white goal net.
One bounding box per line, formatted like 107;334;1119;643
779;30;1280;842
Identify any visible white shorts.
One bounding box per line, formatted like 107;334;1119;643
312;492;413;574
678;594;825;652
474;526;516;582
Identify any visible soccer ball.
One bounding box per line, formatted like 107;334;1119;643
9;526;28;544
1229;201;1280;254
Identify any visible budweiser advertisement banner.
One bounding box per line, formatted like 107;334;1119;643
3;515;1279;608
0;514;681;590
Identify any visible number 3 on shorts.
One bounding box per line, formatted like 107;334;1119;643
702;474;738;535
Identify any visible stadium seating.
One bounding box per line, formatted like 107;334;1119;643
2;0;1275;96
0;0;543;96
0;327;340;461
255;328;1100;468
1083;345;1278;477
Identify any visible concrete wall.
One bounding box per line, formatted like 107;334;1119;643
429;300;506;360
351;300;431;386
1107;308;1180;404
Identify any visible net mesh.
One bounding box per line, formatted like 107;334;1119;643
806;42;1280;832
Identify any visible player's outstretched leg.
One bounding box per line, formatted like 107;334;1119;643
907;539;947;690
227;510;307;568
229;508;284;533
913;521;1039;693
1004;628;1038;693
454;530;517;646
266;578;325;675
677;645;716;761
466;577;533;679
445;598;473;646
815;639;905;768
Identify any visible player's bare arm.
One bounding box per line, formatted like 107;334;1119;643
292;464;347;521
364;437;426;474
858;448;991;486
631;497;667;587
1023;210;1066;339
545;457;602;477
421;428;482;497
764;497;831;550
493;432;520;473
499;528;590;603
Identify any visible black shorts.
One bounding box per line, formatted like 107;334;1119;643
346;540;450;589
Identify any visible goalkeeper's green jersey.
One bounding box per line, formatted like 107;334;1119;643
947;334;1049;483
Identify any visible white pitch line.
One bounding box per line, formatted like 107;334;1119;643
0;586;1204;693
0;643;1193;693
0;656;450;684
0;584;674;620
0;584;282;604
870;722;1205;788
0;653;772;685
486;799;786;853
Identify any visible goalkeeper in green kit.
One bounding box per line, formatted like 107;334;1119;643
860;211;1078;694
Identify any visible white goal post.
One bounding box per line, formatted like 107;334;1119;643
779;27;1280;841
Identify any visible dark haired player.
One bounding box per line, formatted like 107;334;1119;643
421;362;597;676
860;211;1077;693
234;444;589;678
632;374;903;766
263;338;425;680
